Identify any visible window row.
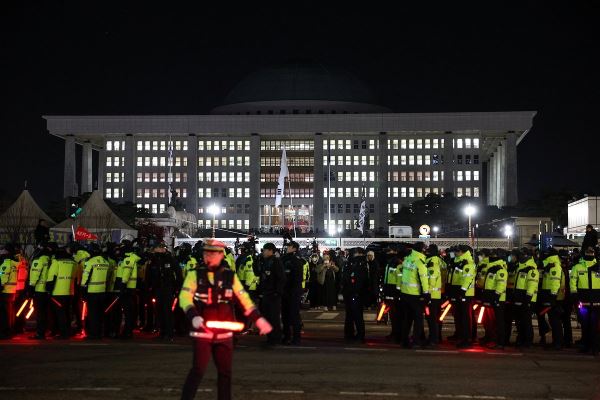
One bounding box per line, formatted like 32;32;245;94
198;140;250;151
199;172;250;183
323;187;376;198
136;203;167;214
261;173;314;183
136;172;187;183
456;154;479;165
106;172;124;183
198;188;250;198
135;156;188;167
323;139;378;150
136;140;188;151
197;219;249;230
260;188;314;198
136;188;187;199
455;170;480;181
260;140;314;151
329;203;375;215
260;157;314;167
106;157;125;167
324;219;375;231
105;188;124;199
454;138;480;149
388;138;445;150
388;187;443;198
106;140;126;151
456;187;480;198
388;170;445;182
323;155;378;166
327;171;376;182
198;156;250;167
198;204;251;215
389;154;441;166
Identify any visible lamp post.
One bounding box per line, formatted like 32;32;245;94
208;204;219;238
464;204;476;247
432;226;440;239
504;225;513;250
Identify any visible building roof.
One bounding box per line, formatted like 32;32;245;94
0;190;55;229
53;190;132;230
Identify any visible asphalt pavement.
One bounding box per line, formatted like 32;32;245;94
1;310;599;400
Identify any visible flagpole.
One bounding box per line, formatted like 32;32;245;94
288;178;297;238
327;141;331;235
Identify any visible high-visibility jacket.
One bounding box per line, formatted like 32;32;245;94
475;257;491;293
426;255;445;299
179;261;259;340
73;249;90;286
447;251;476;299
540;255;565;304
0;258;18;294
481;259;508;304
81;256;110;294
302;260;309;290
224;253;236;273
400;250;429;296
384;263;399;287
47;258;77;296
29;255;51;293
16;256;28;291
185;256;197;279
107;257;118;293
514;258;538;304
237;254;259;291
570;258;600;305
117;252;140;290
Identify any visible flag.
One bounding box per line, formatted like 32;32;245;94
357;186;366;234
275;146;289;207
75;226;98;241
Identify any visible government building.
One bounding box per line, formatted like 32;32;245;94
44;62;536;235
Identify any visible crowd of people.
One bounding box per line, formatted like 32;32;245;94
0;235;599;355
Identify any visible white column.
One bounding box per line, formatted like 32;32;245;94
313;133;324;235
505;132;518;206
97;147;106;192
64;135;77;198
81;141;93;193
377;133;389;232
124;135;135;203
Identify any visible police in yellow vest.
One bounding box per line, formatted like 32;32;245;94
81;244;110;340
382;245;403;343
224;248;236;273
28;244;53;339
425;244;445;346
178;239;272;399
399;242;429;348
46;246;77;339
479;248;508;349
475;248;491;303
513;247;538;347
447;245;476;348
569;246;600;355
0;244;18;339
236;246;259;295
115;244;141;339
539;248;566;349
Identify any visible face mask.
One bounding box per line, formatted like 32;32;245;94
449;252;455;259
507;255;512;263
584;255;595;261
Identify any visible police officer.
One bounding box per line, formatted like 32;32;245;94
178;239;272;400
382;245;402;343
539;247;565;349
0;244;18;339
342;247;369;343
114;240;141;339
281;241;304;345
73;243;91;334
400;242;429;348
13;246;29;334
148;243;181;341
480;248;508;349
513;247;539;348
257;242;286;345
447;245;476;348
46;246;77;339
81;244;110;340
504;248;521;343
28;243;53;339
237;244;259;300
570;246;600;355
425;244;445;346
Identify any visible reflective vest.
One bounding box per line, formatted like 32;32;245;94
117;252;139;290
237;255;259;291
47;258;77;296
81;256;110;293
29;255;51;293
302;260;309;290
224;253;236;273
184;256;197;279
514;258;538;304
0;258;18;294
570;258;600;305
426;255;445;299
447;251;476;299
400;250;429;296
475;257;490;295
107;258;118;292
74;250;90;286
540;255;565;304
481;260;508;304
16;256;28;291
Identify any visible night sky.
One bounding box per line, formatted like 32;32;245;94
1;3;597;207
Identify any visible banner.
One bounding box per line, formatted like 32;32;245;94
275;147;289;207
75;226;98;241
357;186;366;234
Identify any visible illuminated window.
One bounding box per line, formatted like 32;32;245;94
409;139;414;149
474;170;480;181
456;139;463;149
457;171;463;181
473;138;480;149
401;187;407;197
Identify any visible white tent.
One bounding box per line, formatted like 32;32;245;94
0;190;55;244
52;190;137;243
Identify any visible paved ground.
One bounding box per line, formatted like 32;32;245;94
1;310;599;400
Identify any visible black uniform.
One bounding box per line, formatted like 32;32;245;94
281;251;304;344
342;254;368;342
257;254;286;344
148;251;182;340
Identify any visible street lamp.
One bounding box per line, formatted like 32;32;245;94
464;204;476;247
504;225;513;249
208;203;220;238
432;226;440;239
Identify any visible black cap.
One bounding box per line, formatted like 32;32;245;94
288;241;299;250
262;242;277;251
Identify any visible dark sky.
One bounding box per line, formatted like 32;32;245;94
1;3;597;207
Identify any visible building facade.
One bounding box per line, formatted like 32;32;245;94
44;64;535;235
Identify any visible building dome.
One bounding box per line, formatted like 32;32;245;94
211;61;391;115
